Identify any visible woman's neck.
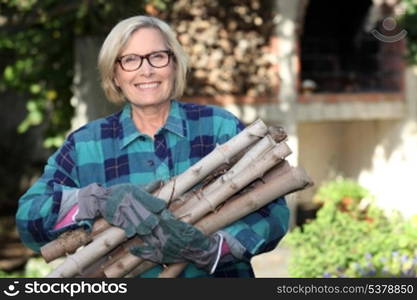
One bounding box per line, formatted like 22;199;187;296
130;101;171;138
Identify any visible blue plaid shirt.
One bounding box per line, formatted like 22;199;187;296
16;99;289;277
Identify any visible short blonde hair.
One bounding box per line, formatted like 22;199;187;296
98;15;188;104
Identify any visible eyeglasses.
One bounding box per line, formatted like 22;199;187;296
116;50;173;72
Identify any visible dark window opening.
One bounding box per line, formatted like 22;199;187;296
300;0;404;93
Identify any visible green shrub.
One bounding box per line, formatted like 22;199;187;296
23;257;53;277
285;178;417;277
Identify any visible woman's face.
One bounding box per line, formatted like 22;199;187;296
114;27;175;108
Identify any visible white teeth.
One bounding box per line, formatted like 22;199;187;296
137;83;159;89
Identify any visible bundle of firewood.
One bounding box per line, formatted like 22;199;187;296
42;119;313;278
164;0;278;97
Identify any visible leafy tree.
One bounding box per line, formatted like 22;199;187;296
0;0;169;148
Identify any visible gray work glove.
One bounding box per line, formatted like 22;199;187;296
75;181;165;237
75;182;246;273
129;210;245;273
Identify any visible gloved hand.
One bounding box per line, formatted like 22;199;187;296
129;209;245;273
73;182;246;273
75;182;165;237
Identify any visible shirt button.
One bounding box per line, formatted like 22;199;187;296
147;160;154;166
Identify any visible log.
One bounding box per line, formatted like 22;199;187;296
103;251;145;278
201;134;276;197
43;123;284;265
168;126;286;212
126;260;157;278
102;142;292;278
41;218;111;263
158;165;313;277
80;236;145;278
173;142;292;223
46;226;127;278
41;180;163;263
154;118;269;202
124;162;311;278
70;129;286;278
45;119;269;277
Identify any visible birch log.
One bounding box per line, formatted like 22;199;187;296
80;236;145;278
173;142;292;223
127;163;312;278
154;118;269;202
46;226;127;278
42;126;286;266
41;218;111;263
158;165;313;278
201;134;276;198
103;142;292;278
45;119;269;277
126;160;293;278
81;131;285;277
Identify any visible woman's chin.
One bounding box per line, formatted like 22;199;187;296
129;98;170;109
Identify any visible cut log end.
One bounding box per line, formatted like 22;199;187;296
268;126;287;143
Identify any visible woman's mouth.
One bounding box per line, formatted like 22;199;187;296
135;82;160;89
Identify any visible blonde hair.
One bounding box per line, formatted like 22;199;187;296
98;15;188;104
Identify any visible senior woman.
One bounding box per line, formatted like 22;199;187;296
16;15;289;277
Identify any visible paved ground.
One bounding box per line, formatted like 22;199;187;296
251;244;291;277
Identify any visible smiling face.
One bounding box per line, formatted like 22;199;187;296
114;27;175;109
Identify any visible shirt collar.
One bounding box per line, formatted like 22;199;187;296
162;100;186;138
119;99;186;149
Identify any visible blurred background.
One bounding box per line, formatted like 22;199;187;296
1;0;417;277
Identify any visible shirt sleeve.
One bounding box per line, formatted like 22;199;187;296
214;109;290;260
15;135;82;252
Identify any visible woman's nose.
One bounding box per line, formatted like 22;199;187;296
139;59;154;76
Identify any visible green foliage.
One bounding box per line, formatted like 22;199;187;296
0;0;169;148
400;0;417;65
313;177;370;212
285;178;417;277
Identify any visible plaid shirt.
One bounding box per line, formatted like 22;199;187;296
16;99;289;277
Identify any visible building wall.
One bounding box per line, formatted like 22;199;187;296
290;0;417;220
297;116;417;218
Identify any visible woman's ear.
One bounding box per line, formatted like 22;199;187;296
114;76;120;87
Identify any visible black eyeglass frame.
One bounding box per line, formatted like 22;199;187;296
116;50;174;72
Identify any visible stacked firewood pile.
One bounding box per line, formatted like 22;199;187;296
42;119;313;278
163;0;279;97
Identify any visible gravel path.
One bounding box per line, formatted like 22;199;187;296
251;244;291;278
